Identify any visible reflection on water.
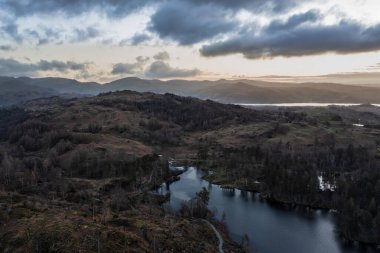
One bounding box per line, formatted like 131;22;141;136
158;167;379;253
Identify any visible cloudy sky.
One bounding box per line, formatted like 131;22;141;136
1;0;380;83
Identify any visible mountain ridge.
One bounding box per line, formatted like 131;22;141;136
1;76;380;106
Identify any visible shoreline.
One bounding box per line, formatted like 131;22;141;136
200;169;380;248
156;165;244;252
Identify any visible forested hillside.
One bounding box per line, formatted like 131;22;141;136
1;90;380;251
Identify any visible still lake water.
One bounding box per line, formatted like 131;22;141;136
158;167;379;253
237;103;380;107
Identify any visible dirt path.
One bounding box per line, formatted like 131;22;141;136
203;219;224;253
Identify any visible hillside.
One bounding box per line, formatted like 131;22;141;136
1;76;380;106
1;90;380;250
1;91;254;252
0;78;57;106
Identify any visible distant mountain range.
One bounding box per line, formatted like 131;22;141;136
1;76;380;106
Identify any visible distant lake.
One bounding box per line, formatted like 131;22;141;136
237;103;380;107
158;167;379;253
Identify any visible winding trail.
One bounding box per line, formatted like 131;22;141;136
203;219;224;253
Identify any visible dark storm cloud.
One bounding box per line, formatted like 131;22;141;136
144;61;201;78
0;58;90;76
201;17;380;59
149;1;238;45
111;56;149;75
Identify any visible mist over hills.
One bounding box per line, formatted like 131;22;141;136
1;76;380;106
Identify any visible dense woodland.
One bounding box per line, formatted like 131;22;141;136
1;90;380;250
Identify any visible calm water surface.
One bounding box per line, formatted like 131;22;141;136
237;103;380;107
158;167;379;253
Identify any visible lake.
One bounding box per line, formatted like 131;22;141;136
157;167;379;253
237;103;380;107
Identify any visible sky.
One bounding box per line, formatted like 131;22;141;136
1;0;380;83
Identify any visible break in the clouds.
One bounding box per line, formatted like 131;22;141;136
0;58;90;77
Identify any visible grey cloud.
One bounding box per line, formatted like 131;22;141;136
145;61;201;78
149;1;238;45
0;58;36;76
1;23;22;42
266;9;320;32
2;0;302;19
38;60;88;71
72;27;100;42
111;56;149;75
201;17;380;59
0;0;318;50
0;21;63;46
0;45;14;51
153;51;170;61
4;0;380;61
0;58;90;76
185;0;305;13
2;0;158;19
130;33;151;45
367;63;380;70
25;28;62;45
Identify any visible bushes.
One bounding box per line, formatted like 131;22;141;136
8;120;51;152
46;130;72;148
55;139;73;155
180;188;210;218
0;107;28;141
68;149;164;181
111;124;128;133
92;93;264;132
9;120;50;143
71;133;92;144
87;123;102;134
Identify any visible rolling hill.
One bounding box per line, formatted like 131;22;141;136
1;76;380;106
